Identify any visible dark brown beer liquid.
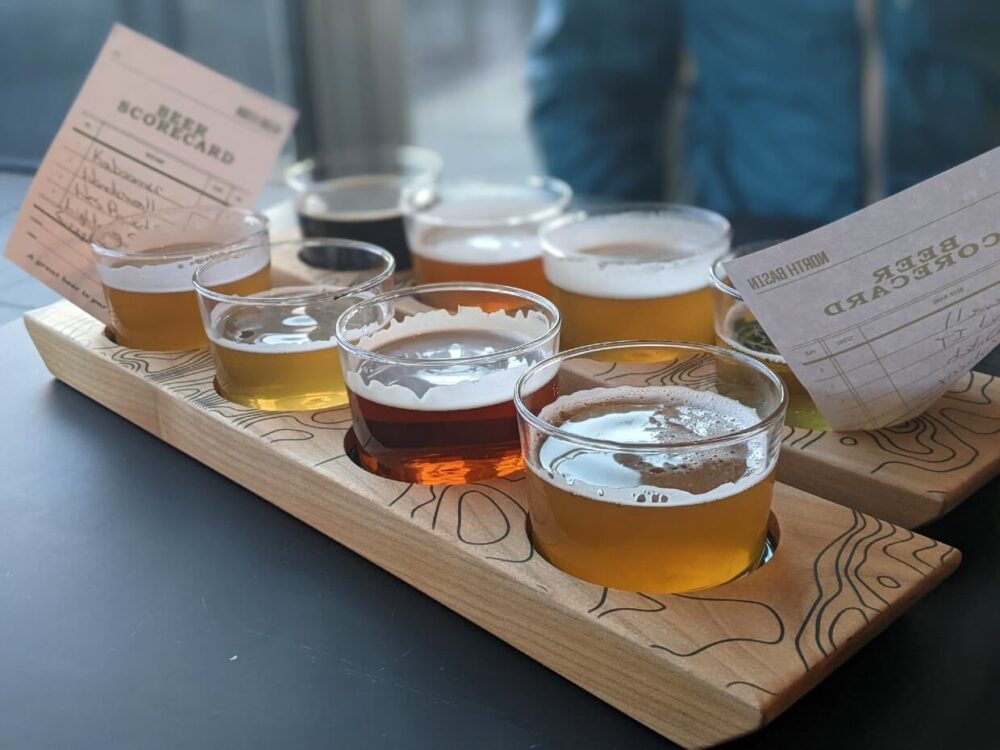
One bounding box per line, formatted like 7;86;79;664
347;329;556;484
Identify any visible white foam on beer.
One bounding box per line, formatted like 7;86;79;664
410;225;543;265
210;332;339;354
529;385;772;507
98;248;268;294
299;174;405;221
345;306;553;411
542;212;729;299
208;294;345;353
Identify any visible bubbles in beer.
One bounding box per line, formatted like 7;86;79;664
533;386;770;506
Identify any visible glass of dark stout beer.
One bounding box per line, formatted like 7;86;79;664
514;341;787;593
335;282;561;484
285;145;442;271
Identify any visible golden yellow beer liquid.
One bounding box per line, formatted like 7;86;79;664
526;386;774;592
549;283;716;350
716;304;830;431
209;301;349;411
411;253;549;297
104;265;270;351
212;341;346;411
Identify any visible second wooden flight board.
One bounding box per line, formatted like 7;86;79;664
269;235;1000;529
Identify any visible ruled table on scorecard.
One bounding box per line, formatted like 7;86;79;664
4;24;295;325
791;269;1000;429
27;111;253;284
726;147;1000;431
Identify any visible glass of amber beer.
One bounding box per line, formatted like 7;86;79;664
194;239;395;411
514;341;787;593
711;250;830;431
540;204;731;350
285;145;442;271
403;176;572;296
336;283;561;484
91;206;270;351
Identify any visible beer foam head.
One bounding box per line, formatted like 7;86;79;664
410;226;543;265
542;210;730;299
299;174;406;221
98;246;269;294
209;290;348;353
530;385;773;507
407;179;568;265
345;306;556;411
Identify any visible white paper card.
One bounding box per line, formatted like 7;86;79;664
725;148;1000;431
3;24;297;324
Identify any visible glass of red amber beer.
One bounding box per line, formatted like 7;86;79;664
336;283;561;484
91;206;270;350
514;342;787;593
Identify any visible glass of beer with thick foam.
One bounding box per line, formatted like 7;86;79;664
514;342;787;593
91;207;270;351
711;251;829;431
336;283;561;484
285;145;442;271
194;239;395;411
402;177;572;296
540;205;731;350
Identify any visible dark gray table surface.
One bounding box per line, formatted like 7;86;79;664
1;318;997;750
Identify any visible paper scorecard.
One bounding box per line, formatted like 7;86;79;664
725;148;1000;432
3;24;297;325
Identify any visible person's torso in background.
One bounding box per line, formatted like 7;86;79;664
682;0;1000;225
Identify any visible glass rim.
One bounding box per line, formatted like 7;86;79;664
192;239;396;305
710;252;742;301
513;340;788;453
400;175;573;229
90;206;269;261
335;281;562;366
284;144;443;191
539;202;732;262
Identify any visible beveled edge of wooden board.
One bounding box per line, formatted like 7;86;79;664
777;372;1000;528
23;300;962;749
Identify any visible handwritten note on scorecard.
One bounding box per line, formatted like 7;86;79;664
726;148;1000;431
3;24;296;324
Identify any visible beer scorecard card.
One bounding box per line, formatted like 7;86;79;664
3;23;297;325
725;149;1000;431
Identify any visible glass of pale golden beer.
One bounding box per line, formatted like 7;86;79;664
285;145;442;271
336;282;561;484
514;341;787;593
540;204;731;350
711;248;829;431
91;207;270;351
194;239;395;411
402;176;572;296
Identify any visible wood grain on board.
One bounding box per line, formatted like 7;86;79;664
24;301;960;748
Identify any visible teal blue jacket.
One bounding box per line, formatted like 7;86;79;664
528;0;1000;225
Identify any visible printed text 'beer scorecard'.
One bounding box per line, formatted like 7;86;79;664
3;24;297;325
725;148;1000;431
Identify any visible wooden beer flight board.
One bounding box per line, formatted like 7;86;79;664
269;231;1000;529
25;300;959;749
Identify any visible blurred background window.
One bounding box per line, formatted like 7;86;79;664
0;0;539;177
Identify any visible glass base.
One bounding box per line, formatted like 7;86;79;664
213;377;348;412
344;429;524;485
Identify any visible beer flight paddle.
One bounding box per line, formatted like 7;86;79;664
24;299;961;748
